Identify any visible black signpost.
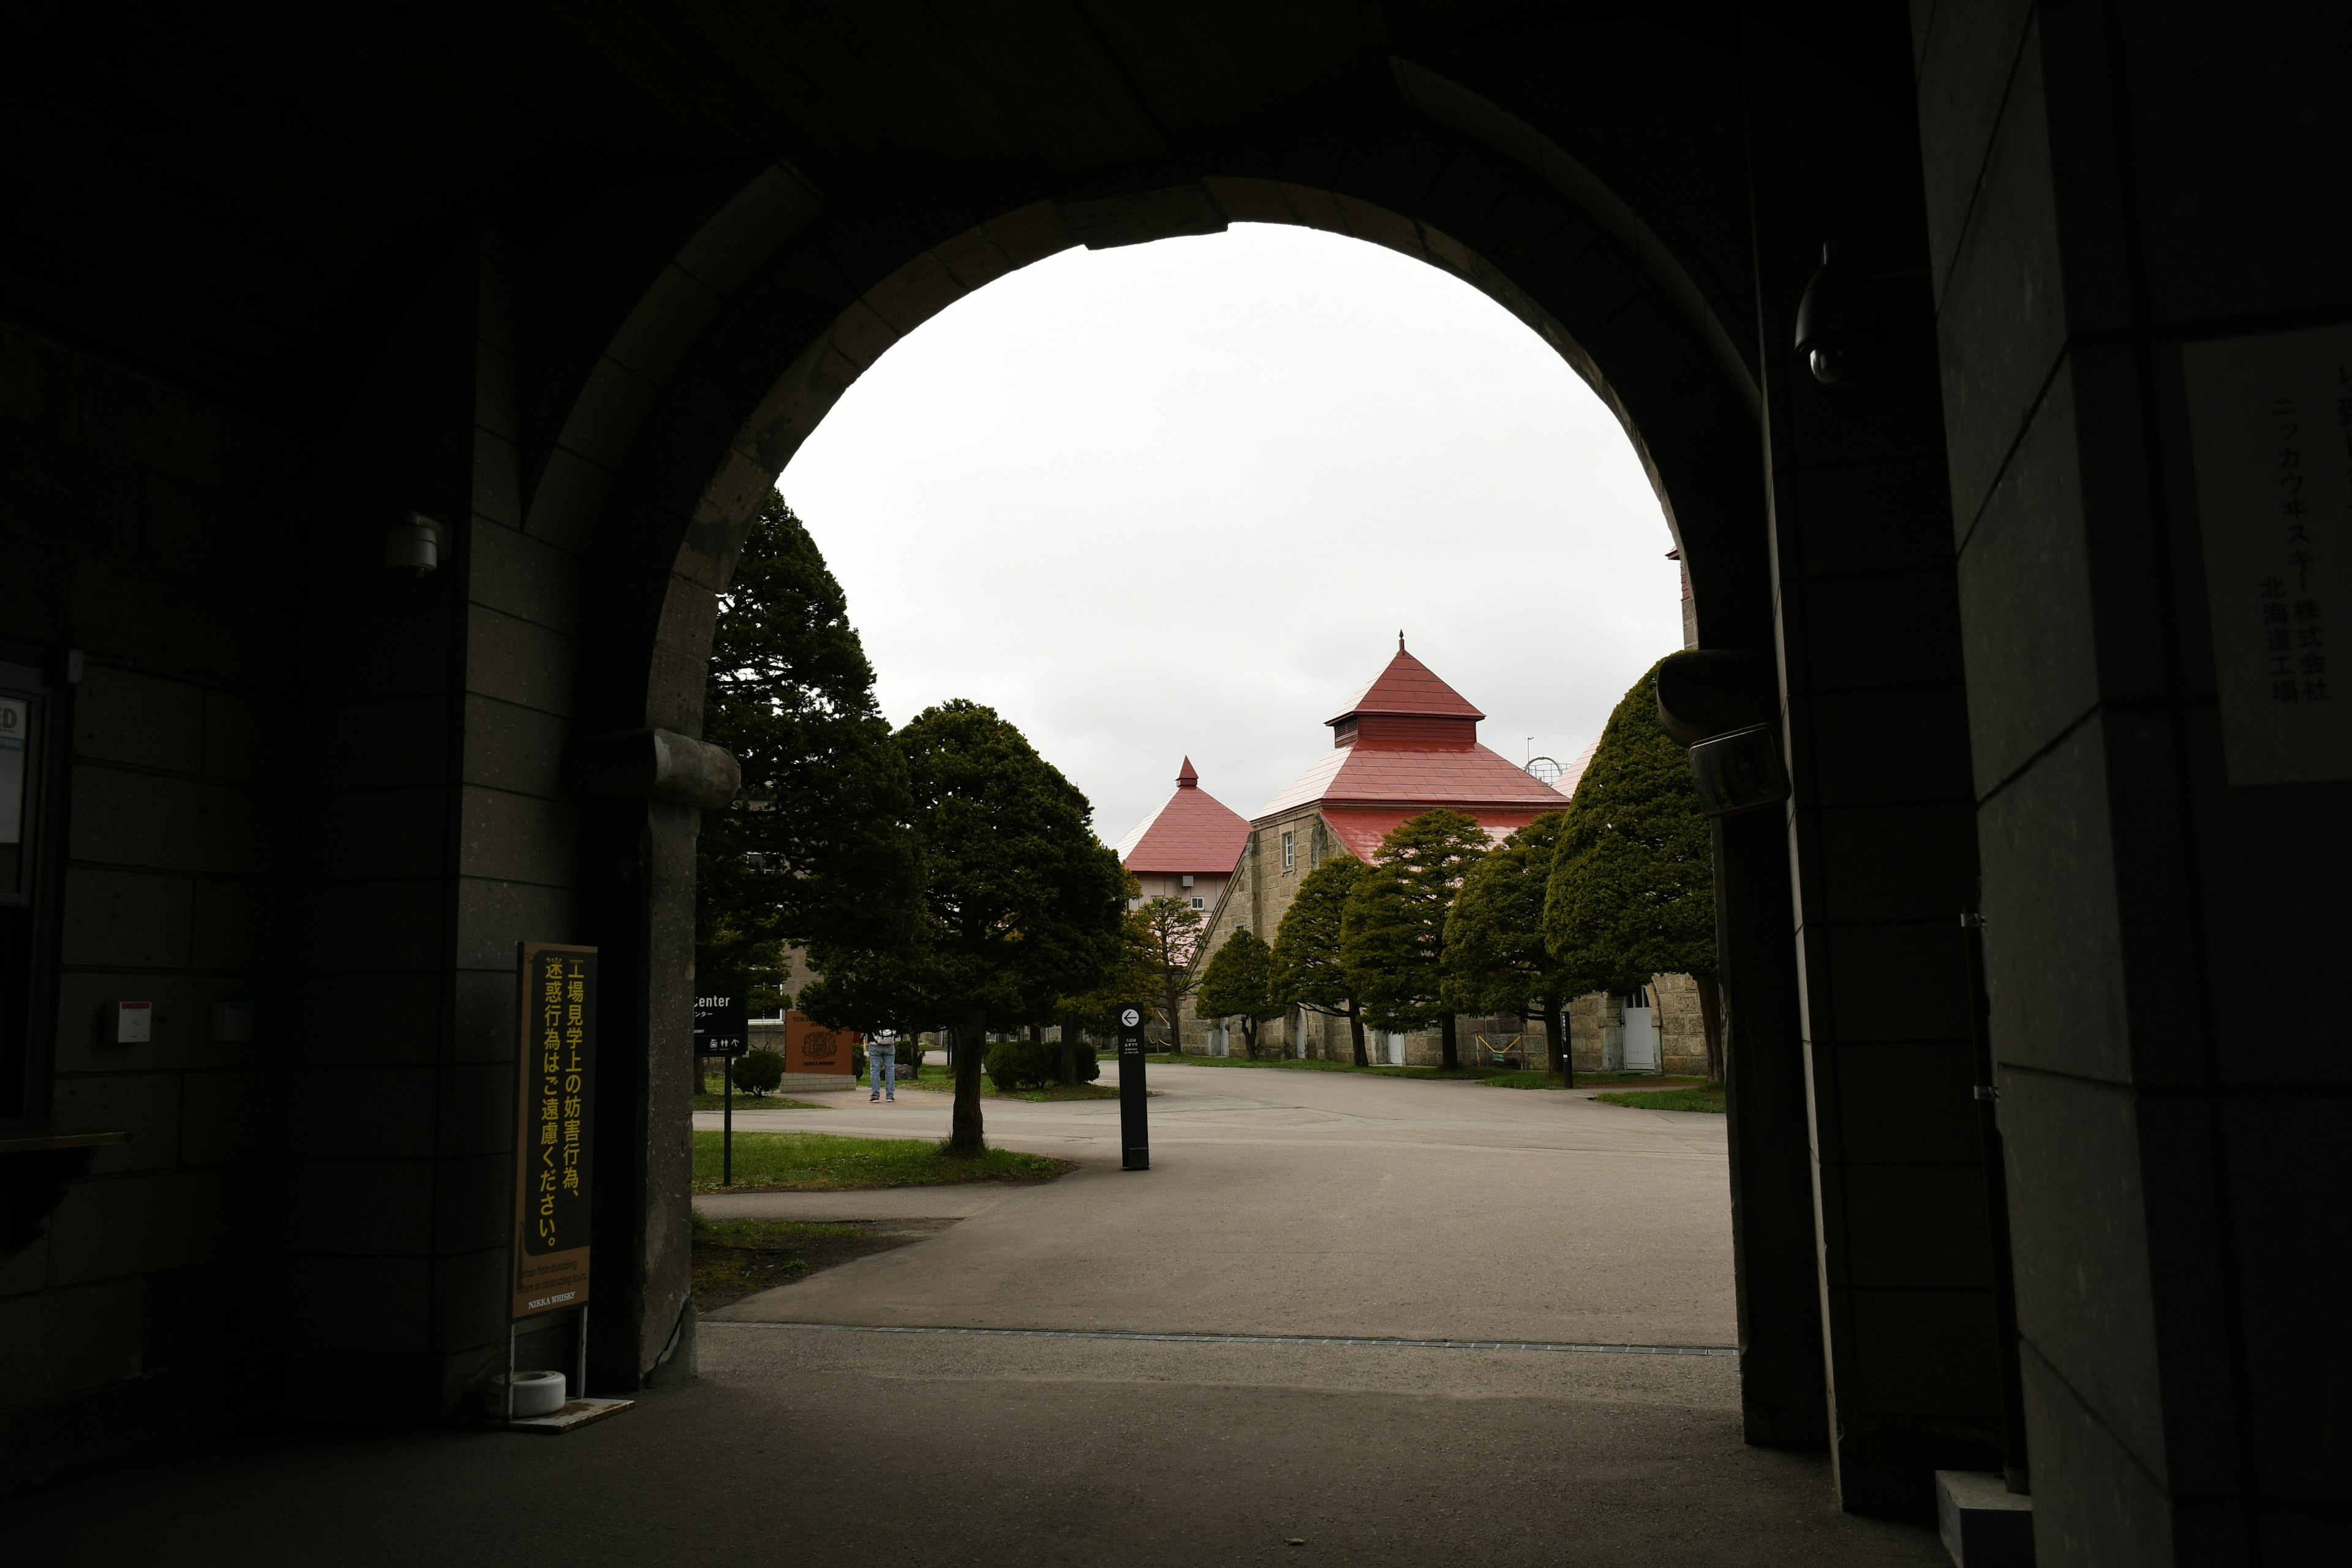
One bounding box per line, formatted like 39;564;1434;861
694;993;748;1186
1115;1004;1150;1171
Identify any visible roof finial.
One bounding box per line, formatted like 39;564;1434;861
1177;756;1199;787
1398;630;1406;651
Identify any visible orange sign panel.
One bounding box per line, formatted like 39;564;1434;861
783;1011;861;1074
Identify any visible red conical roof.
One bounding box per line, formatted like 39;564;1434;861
1328;636;1485;725
1114;758;1249;875
1256;639;1569;854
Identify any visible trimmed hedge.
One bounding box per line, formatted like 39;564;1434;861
729;1049;785;1097
984;1038;1100;1091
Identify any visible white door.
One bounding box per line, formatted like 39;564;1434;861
1621;990;1659;1071
1383;1030;1406;1066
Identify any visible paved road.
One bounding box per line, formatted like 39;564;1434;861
698;1060;1736;1348
15;1068;1945;1566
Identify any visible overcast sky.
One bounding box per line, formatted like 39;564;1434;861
778;222;1683;847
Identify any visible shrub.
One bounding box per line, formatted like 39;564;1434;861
983;1037;1096;1091
984;1038;1050;1091
851;1042;868;1082
730;1049;785;1097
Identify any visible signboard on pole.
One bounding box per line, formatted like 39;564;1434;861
1115;1003;1150;1172
783;1010;859;1075
513;943;596;1321
693;993;749;1057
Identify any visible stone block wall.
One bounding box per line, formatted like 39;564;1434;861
1566;976;1709;1076
0;322;295;1479
1651;973;1710;1077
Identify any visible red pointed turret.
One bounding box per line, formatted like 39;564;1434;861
1257;639;1571;860
1326;636;1487;748
1114;758;1248;877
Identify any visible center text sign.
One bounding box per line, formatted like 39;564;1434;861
694;993;748;1057
513;943;596;1320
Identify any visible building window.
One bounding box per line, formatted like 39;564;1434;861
1190;897;1204;910
1281;831;1294;870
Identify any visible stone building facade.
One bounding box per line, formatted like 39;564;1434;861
1175;646;1715;1075
1184;641;1588;1063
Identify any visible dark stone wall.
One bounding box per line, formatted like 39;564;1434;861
0;323;295;1478
1744;28;1999;1516
1915;2;2352;1558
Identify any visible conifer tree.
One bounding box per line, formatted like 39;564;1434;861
1271;853;1369;1065
1340;809;1490;1069
697;492;919;1006
1196;927;1281;1058
1542;660;1722;1079
800;700;1128;1152
1444;813;1580;1082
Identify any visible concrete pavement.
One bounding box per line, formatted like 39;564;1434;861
12;1067;1947;1565
698;1060;1736;1348
19;1330;1945;1566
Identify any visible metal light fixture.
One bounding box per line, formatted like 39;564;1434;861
383;513;442;575
1656;649;1791;816
1793;243;1879;389
1687;725;1790;816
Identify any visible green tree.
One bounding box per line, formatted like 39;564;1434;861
1196;927;1281;1057
1340;810;1490;1069
1271;853;1369;1065
1055;872;1163;1083
1134;895;1206;1051
1444;813;1580;1083
696;493;919;1008
1542;660;1723;1079
798;701;1128;1153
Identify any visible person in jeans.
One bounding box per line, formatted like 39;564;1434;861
867;1031;897;1103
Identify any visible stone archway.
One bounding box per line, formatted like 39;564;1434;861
549;136;1826;1450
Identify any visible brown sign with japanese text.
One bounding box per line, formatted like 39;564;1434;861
783;1009;861;1074
512;943;595;1320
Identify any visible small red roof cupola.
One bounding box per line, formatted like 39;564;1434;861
1114;758;1249;875
1326;635;1485;749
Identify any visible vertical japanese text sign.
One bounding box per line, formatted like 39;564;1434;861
512;943;596;1320
2185;325;2352;783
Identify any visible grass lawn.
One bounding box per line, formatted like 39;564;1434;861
687;1081;827;1114
691;1129;1070;1192
688;1214;859;1305
1593;1084;1727;1114
688;1212;962;1309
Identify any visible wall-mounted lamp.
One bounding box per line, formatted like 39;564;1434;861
1687;725;1791;816
1793;243;1880;389
1656;649;1791;816
383;513;444;575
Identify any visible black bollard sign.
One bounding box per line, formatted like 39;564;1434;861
694;993;749;1187
1115;1004;1150;1171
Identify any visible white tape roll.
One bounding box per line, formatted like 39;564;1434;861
486;1369;567;1419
